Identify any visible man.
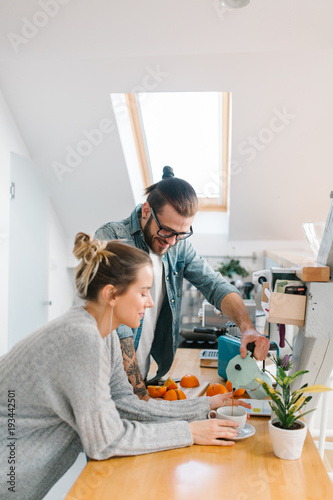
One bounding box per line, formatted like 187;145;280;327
95;167;269;400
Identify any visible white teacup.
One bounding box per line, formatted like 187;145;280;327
208;406;247;431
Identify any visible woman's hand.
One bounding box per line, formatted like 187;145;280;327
209;393;252;411
189;419;239;446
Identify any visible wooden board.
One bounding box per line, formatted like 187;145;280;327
199;359;218;368
154;377;210;398
180;381;210;398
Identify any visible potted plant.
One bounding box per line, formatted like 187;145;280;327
255;355;332;460
216;258;248;280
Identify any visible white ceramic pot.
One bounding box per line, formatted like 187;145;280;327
269;419;307;460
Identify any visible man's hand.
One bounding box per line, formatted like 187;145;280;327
219;293;270;361
119;337;150;401
239;328;270;360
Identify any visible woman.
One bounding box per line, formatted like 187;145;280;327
0;233;250;500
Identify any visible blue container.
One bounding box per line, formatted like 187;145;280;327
218;335;242;380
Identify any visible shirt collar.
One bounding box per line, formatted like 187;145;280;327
129;204;144;236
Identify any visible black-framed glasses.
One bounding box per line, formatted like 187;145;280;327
150;207;193;241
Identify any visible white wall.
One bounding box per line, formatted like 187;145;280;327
0;90;29;355
48;205;76;322
8;153;50;348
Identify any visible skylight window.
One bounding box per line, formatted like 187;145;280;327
112;91;230;211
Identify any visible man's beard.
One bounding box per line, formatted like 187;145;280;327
143;215;171;256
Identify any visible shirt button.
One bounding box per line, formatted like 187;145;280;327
171;299;174;303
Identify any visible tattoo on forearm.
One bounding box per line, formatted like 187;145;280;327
127;361;143;386
120;338;148;398
134;385;149;398
120;337;135;360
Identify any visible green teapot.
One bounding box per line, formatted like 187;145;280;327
226;351;272;400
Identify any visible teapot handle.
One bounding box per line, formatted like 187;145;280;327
247;342;255;357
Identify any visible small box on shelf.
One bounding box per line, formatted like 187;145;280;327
268;292;307;326
261;281;307;327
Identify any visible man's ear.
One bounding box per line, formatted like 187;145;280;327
142;201;151;220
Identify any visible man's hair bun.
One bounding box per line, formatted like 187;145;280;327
162;166;174;179
145;165;197;217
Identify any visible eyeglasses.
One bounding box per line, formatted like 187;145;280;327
150;207;193;241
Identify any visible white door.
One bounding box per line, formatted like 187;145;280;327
8;153;49;348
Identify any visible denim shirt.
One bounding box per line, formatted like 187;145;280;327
95;205;239;379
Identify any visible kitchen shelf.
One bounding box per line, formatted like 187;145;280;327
264;250;330;282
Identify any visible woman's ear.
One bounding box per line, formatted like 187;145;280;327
102;284;116;306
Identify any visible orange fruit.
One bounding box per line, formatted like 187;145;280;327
234;388;246;396
226;380;233;392
180;374;200;388
147;385;167;398
163;389;186;401
175;389;186;400
163;389;177;401
206;383;228;397
164;377;178;390
226;380;246;396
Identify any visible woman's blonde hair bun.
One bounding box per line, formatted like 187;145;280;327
73;232;114;298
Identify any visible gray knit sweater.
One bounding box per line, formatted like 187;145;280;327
0;306;209;500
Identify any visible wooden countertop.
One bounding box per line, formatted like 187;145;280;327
65;349;333;500
265;250;330;282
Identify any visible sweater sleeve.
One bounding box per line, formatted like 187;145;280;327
106;332;211;423
56;329;199;460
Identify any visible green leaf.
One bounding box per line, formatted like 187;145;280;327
268;392;285;413
216;258;248;278
256;379;278;398
295;385;332;394
285;414;297;428
290;392;303;406
270;404;286;425
277;367;288;380
290;370;309;382
298;409;316;419
288;396;306;416
266;372;279;385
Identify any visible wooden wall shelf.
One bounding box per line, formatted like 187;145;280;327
264;250;330;282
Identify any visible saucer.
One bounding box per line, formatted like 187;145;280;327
230;423;256;441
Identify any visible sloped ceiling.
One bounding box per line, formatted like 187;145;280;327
0;0;333;240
